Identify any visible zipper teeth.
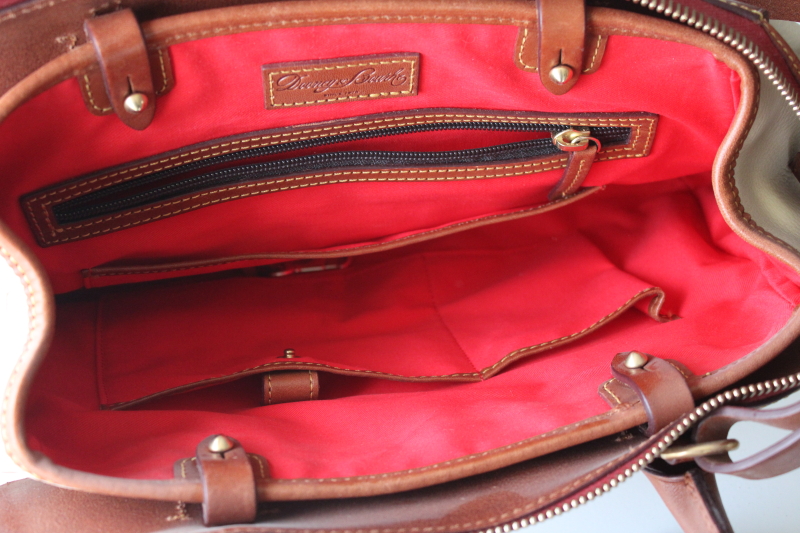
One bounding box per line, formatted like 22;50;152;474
478;371;800;532
476;6;800;530
626;0;800;117
54;124;628;223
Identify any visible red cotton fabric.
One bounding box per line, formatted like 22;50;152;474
4;23;799;481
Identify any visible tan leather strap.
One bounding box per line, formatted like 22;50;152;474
695;399;800;478
84;9;155;130
195;435;257;526
263;371;320;405
611;352;695;435
645;466;733;533
537;0;585;95
549;144;597;200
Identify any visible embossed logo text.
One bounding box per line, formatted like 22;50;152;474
263;53;419;109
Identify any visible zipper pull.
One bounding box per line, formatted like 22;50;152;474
552;128;603;152
548;128;601;201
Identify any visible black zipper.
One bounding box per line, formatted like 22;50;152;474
54;122;629;224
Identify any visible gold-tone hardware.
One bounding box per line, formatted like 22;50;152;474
553;129;602;152
623;351;648;369
549;65;574;85
208;435;234;454
123;92;148;114
282;349;296;359
661;439;739;464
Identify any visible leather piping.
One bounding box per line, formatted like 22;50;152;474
22;111;655;247
106;286;669;410
1;5;799;504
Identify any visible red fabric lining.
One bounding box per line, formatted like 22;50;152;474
10;23;800;482
25;177;800;480
96;228;668;408
0;27;739;293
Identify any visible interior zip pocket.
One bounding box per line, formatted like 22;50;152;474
22;109;658;247
53;122;629;224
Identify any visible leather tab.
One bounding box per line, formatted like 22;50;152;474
549;144;597;200
611;352;694;435
195;435;257;526
84;9;155;130
263;371;320;405
645;465;733;533
537;0;586;95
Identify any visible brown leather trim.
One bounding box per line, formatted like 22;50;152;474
611;353;695;435
82;186;599;288
516;27;608;75
536;0;585;95
749;0;800;21
194;435;257;526
22;110;656;247
79;49;174;116
106;286;668;410
0;219;55;487
548;143;598;200
176;455;270;482
645;467;734;533
1;5;798;506
261;53;419;109
84;9;155;130
263;371;320;405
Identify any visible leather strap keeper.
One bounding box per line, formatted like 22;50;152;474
611;352;695;435
194;435;257;526
537;0;585;95
263;370;320;405
84;9;155;130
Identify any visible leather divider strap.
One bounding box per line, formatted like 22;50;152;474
195;435;258;526
644;465;734;533
84;9;155;130
611;352;695;436
537;0;586;95
263;371;320;405
695;399;800;478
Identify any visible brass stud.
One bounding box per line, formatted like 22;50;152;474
549;65;574;85
282;349;296;359
123;92;148;114
624;351;648;369
208;435;234;454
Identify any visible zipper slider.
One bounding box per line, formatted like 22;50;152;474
552;128;603;152
548;128;601;201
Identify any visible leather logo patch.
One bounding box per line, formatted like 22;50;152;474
262;53;419;109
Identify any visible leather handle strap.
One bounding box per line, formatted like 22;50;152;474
84;9;155;130
695;400;800;479
536;0;586;95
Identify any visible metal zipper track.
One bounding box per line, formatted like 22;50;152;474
477;371;800;532
475;7;800;529
625;0;800;117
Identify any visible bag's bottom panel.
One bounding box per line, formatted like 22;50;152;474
24;176;800;480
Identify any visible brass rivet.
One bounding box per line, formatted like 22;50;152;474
624;351;648;369
549;65;574;85
208;435;234;454
123;92;148;114
282;349;296;359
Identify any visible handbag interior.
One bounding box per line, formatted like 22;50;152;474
3;12;800;487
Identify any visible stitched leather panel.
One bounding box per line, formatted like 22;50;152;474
21;109;656;247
